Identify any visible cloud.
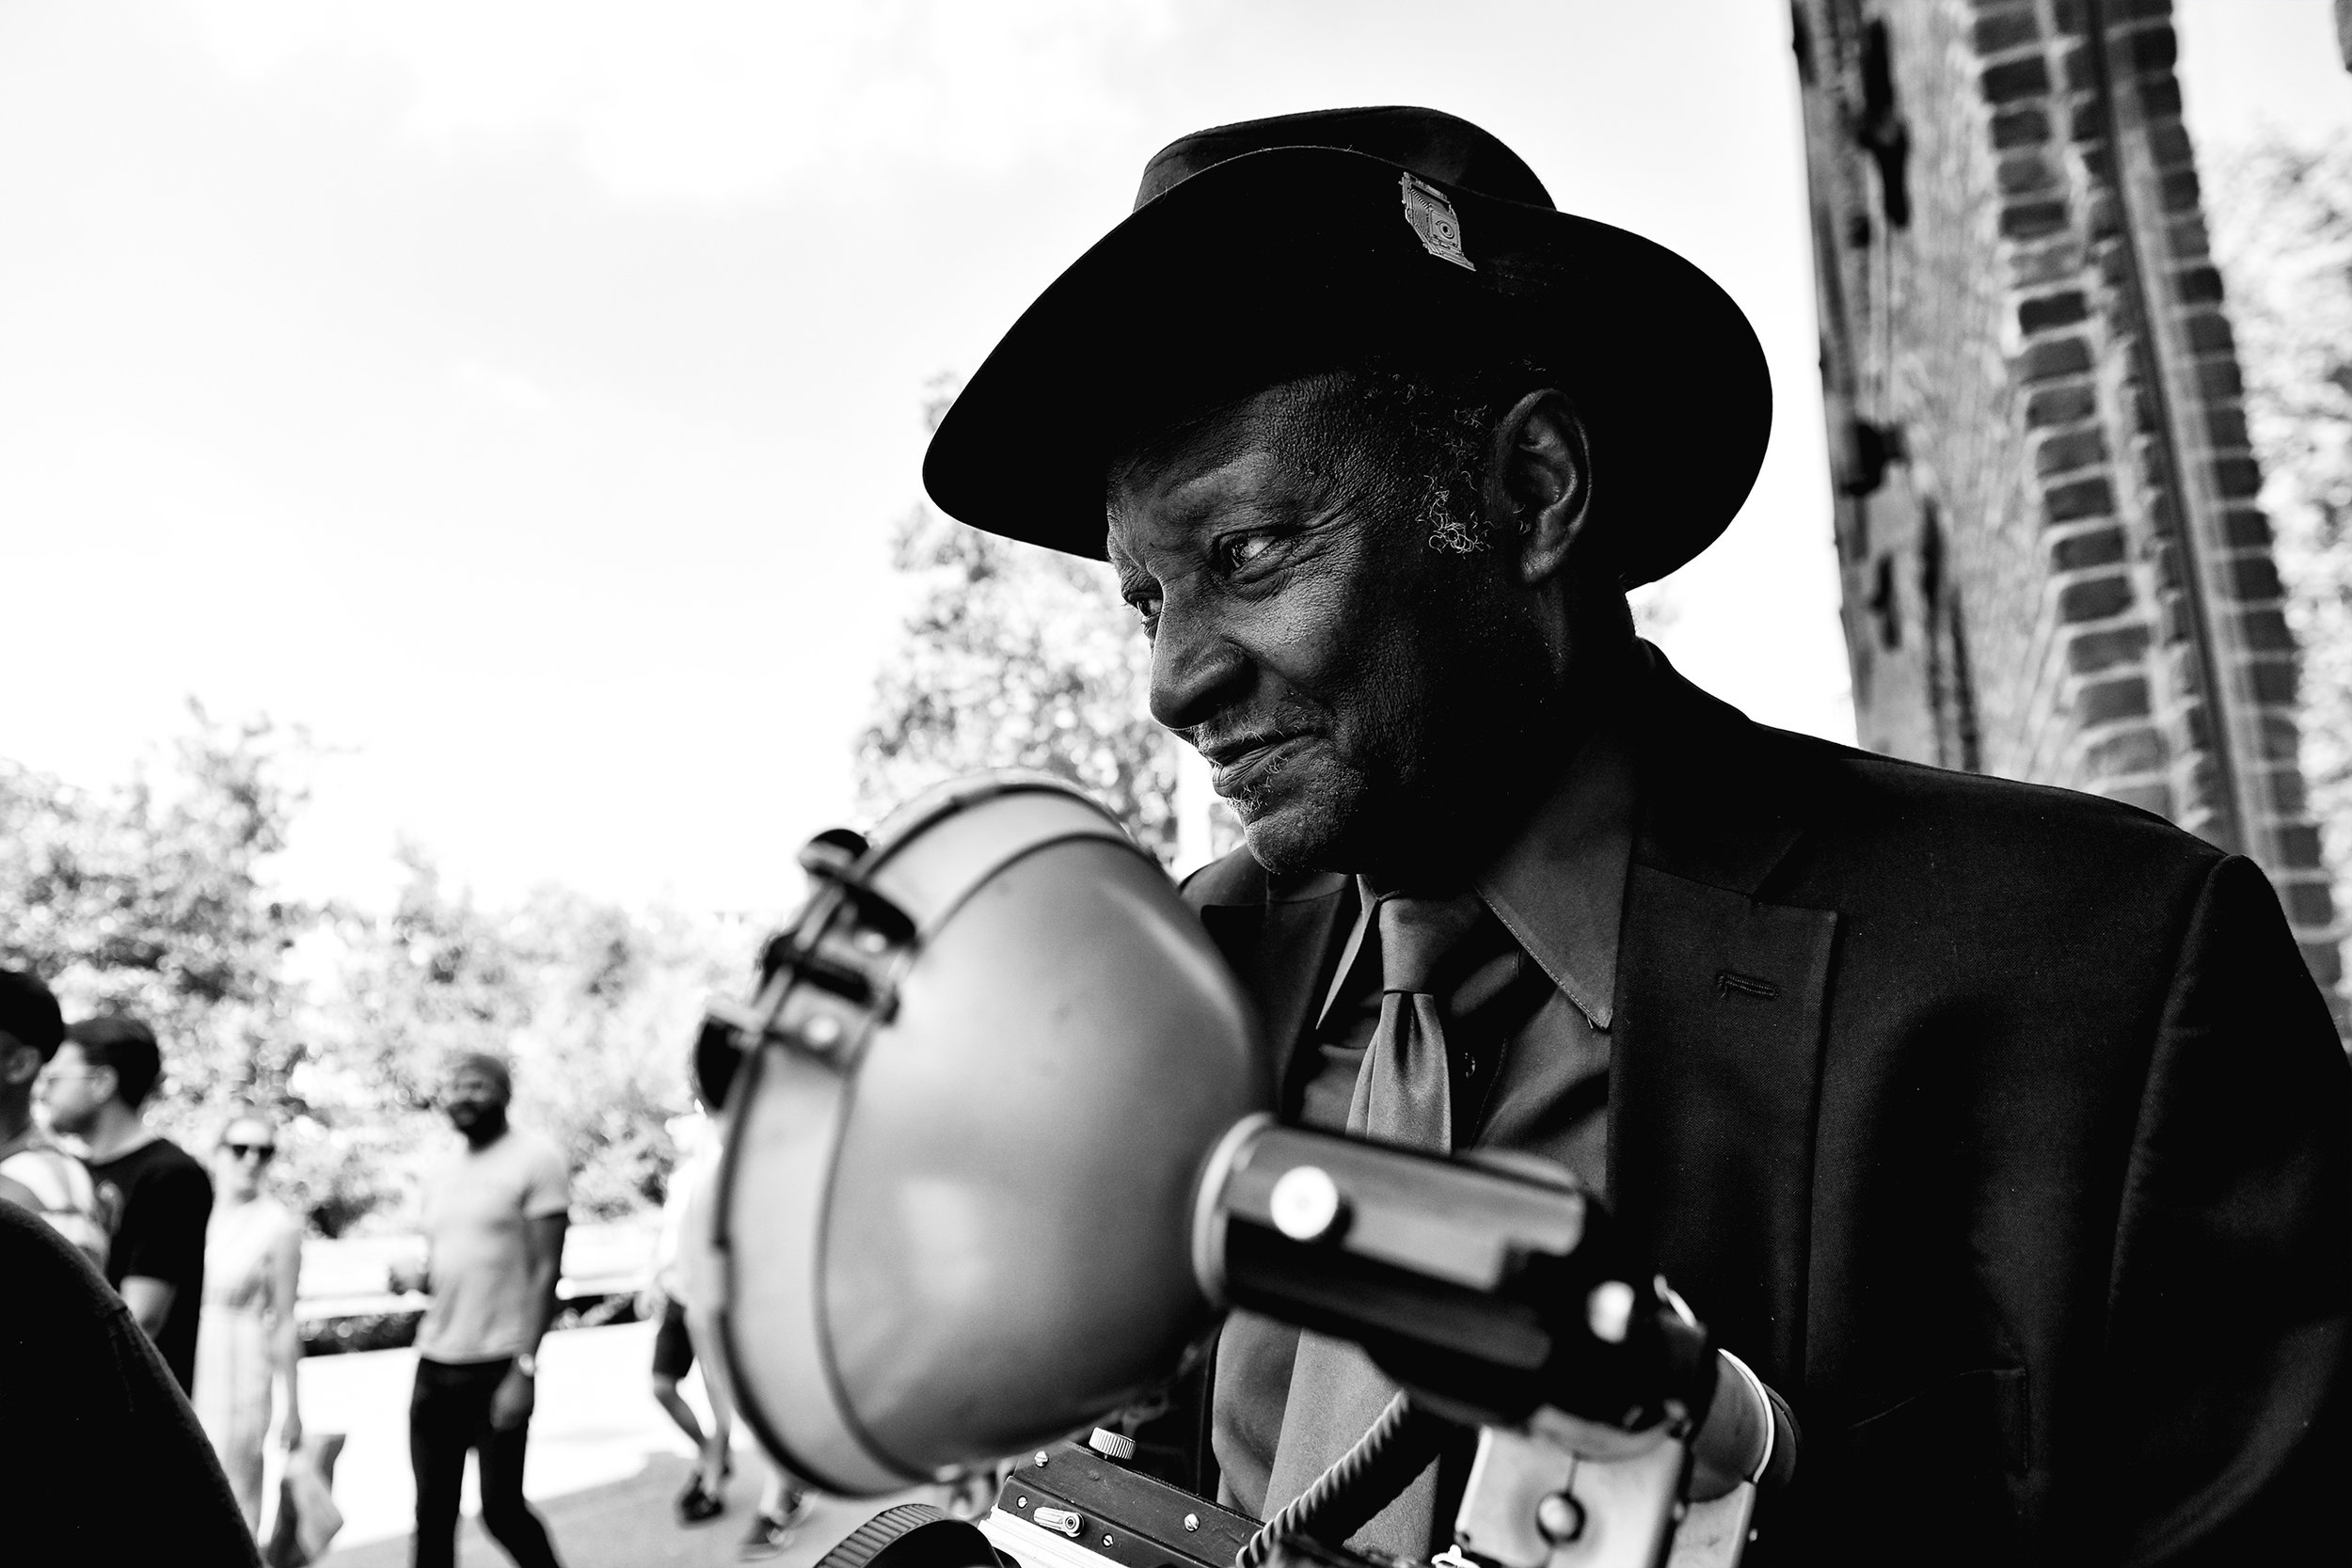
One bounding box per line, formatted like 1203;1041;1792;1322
182;0;1183;203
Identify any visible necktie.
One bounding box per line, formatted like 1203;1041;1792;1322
1263;889;1502;1559
1345;890;1497;1149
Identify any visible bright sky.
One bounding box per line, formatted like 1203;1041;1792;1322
3;1;2345;913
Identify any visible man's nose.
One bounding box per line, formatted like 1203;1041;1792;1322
1148;594;1249;733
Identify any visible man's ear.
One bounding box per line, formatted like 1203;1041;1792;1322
0;1037;36;1090
1483;389;1596;587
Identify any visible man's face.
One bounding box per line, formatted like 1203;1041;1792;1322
1107;378;1552;879
37;1042;112;1137
441;1067;508;1134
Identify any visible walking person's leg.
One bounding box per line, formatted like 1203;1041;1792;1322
408;1359;475;1568
695;1324;733;1491
688;1304;808;1560
652;1299;726;1522
477;1358;564;1568
739;1459;812;1560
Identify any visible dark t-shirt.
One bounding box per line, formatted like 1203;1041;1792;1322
88;1136;212;1392
0;1200;258;1565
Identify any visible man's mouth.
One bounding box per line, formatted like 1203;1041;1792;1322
1202;734;1307;798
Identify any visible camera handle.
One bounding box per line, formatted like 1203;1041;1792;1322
1194;1118;1786;1568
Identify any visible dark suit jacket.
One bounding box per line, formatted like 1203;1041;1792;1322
1177;655;2352;1566
0;1198;260;1566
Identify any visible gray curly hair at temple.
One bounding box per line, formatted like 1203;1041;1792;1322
1341;355;1556;556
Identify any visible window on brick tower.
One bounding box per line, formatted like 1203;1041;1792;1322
1919;504;1984;772
1855;17;1911;230
1868;553;1901;650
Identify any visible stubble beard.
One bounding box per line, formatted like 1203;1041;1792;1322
1234;594;1559;884
1231;748;1378;879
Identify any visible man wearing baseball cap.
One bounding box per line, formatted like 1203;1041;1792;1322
925;106;2351;1564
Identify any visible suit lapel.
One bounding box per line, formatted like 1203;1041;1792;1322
1608;654;1839;1386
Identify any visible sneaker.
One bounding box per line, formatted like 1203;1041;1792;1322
739;1497;810;1560
676;1474;725;1526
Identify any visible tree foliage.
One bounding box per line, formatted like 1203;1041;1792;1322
308;855;750;1232
1;710;755;1235
856;385;1243;862
857;504;1197;857
0;706;314;1110
2209;135;2352;947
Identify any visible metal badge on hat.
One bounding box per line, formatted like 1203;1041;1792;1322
1399;172;1474;271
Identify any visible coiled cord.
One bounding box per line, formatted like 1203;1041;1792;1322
1233;1394;1456;1568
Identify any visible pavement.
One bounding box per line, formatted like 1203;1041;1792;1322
302;1321;941;1568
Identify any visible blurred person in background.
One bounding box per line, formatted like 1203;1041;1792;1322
43;1012;213;1391
392;1051;571;1568
0;966;108;1270
674;1036;812;1560
644;1108;734;1527
197;1104;307;1534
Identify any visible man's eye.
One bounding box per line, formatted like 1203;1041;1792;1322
1124;592;1162;626
1220;534;1279;572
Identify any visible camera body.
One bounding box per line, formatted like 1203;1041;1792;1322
700;786;1781;1568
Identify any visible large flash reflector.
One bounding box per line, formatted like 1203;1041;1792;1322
704;774;1270;1493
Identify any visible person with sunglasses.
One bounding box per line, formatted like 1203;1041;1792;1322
196;1106;306;1533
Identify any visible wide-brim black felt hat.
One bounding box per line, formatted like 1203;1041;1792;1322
922;106;1772;588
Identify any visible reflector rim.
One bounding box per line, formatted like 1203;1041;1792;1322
1190;1112;1273;1309
709;771;1159;1492
858;771;1125;881
711;1034;913;1494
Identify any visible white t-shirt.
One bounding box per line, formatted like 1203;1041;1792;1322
652;1139;723;1312
415;1126;571;1364
1;1143;109;1272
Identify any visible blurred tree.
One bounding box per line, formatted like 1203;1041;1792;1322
498;888;747;1219
857;383;1243;863
2210;135;2352;966
309;852;750;1229
1;709;754;1235
858;503;1191;858
0;705;315;1111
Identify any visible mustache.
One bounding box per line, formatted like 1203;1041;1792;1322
1183;706;1327;768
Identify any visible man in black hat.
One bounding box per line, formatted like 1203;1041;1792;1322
925;107;2352;1565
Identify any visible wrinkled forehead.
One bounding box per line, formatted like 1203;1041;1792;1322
1105;374;1366;556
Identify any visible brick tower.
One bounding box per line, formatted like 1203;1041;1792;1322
1793;0;2344;1025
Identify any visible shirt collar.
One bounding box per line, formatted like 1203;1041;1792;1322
1315;713;1639;1032
1472;715;1637;1030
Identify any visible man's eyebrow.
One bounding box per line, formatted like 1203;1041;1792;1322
1159;463;1308;533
